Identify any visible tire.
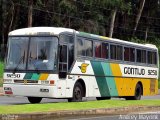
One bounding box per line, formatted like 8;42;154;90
96;97;111;100
68;82;84;102
125;83;142;100
28;97;42;104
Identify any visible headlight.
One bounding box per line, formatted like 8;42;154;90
3;79;12;83
41;81;49;85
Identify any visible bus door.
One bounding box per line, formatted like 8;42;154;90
58;34;74;79
58;34;74;97
57;44;68;97
59;44;68;78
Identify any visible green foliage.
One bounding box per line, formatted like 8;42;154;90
0;100;160;114
0;79;2;87
0;61;4;87
100;0;131;12
129;37;145;43
0;61;4;78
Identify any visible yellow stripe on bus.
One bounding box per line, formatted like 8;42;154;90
110;63;158;96
110;63;125;96
39;74;49;80
100;36;110;40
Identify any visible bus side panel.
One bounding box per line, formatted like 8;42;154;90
70;60;101;97
110;63;126;96
71;60;158;98
110;63;158;96
91;61;118;97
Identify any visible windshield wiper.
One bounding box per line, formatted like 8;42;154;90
13;51;25;74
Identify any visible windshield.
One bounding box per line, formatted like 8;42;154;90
6;36;58;71
6;37;29;70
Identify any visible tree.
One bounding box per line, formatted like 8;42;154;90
28;0;33;27
101;0;131;37
132;0;146;36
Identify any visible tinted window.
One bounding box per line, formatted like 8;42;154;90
110;45;116;60
102;43;109;59
68;44;74;69
147;51;157;65
77;38;85;56
86;40;92;57
117;46;123;60
153;52;157;65
60;35;73;43
77;37;92;57
95;42;101;58
130;48;135;62
124;47;129;61
142;50;146;63
136;49;142;62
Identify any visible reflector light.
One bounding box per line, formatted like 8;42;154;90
50;80;55;85
5;91;13;95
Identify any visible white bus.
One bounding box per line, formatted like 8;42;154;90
3;27;159;103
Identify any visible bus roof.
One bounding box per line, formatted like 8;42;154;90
77;32;157;50
9;27;74;36
9;27;157;50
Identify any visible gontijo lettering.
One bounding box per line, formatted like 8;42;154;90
124;67;145;75
124;67;157;76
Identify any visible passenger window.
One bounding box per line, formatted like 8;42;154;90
110;45;116;60
130;48;135;62
102;43;109;59
136;49;142;63
153;52;157;65
77;37;93;57
85;40;92;57
142;50;146;63
124;47;129;61
148;51;152;64
77;38;85;56
95;42;101;58
147;51;157;65
117;46;123;60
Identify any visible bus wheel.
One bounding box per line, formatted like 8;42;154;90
125;83;142;100
96;97;111;100
68;82;83;102
28;97;42;104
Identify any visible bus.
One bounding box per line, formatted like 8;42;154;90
3;27;159;103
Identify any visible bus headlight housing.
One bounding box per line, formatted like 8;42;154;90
3;79;12;83
41;81;49;85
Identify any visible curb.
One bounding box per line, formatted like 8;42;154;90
0;106;160;120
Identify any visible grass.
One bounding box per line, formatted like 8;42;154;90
0;61;4;87
0;100;160;114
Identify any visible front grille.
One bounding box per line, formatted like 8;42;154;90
14;80;38;84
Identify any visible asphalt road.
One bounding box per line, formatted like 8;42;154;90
0;94;160;105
